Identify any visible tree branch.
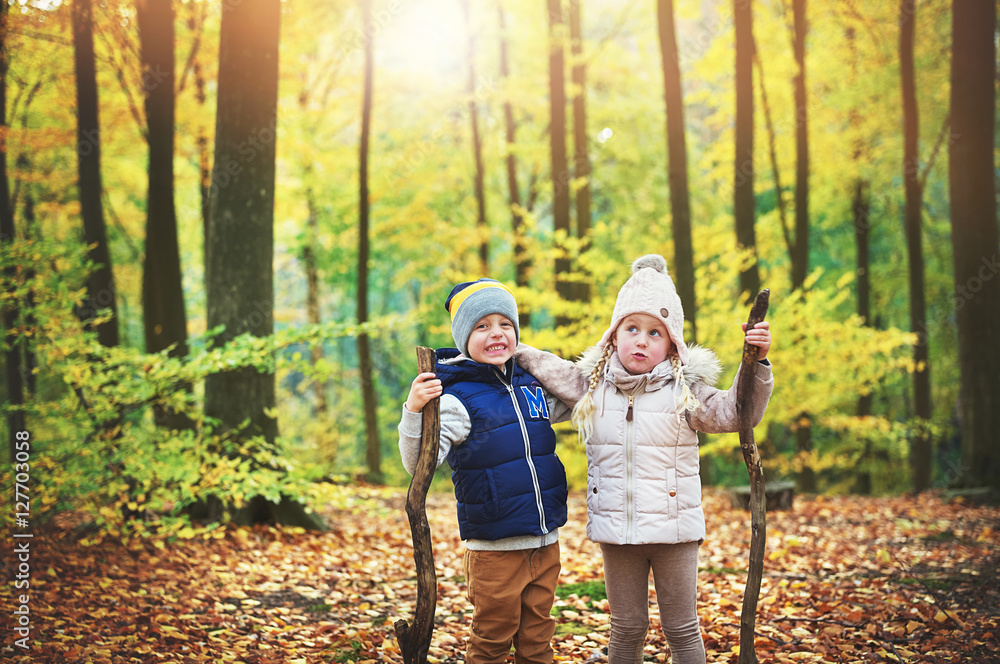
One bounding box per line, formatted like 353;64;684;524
736;289;769;664
394;347;439;664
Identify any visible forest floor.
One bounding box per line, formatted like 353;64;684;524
3;486;999;663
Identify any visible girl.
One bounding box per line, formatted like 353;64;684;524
515;255;773;664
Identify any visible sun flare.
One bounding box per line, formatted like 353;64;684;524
377;0;469;80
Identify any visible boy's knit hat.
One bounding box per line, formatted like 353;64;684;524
445;278;519;358
607;254;689;364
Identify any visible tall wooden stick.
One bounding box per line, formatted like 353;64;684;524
737;289;769;664
394;347;439;664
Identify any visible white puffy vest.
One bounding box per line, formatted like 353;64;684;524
585;378;705;545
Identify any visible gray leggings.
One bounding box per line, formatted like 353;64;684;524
600;541;706;664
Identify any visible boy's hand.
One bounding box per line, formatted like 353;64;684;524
741;321;771;360
405;372;442;412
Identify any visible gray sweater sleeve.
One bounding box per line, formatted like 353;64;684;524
397;394;472;475
685;361;774;434
546;393;573;425
513;344;589;408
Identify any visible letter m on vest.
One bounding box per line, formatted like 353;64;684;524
521;386;549;420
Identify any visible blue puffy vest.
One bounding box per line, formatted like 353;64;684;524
436;348;568;541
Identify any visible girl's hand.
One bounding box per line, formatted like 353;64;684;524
405;372;442;412
741;321;771;360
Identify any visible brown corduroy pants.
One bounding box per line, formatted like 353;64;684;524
462;541;561;664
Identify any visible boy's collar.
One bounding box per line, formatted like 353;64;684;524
441;351;513;377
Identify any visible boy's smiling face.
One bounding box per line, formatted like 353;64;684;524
466;313;517;366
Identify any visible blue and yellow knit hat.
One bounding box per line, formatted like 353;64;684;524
445;278;519;357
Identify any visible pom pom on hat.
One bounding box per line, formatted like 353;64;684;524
607;254;689;364
631;254;668;274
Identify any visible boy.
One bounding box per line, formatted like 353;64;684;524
398;278;570;664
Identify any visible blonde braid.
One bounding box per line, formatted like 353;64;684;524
670;353;700;413
570;342;614;443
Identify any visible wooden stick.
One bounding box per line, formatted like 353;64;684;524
394;347;440;664
737;289;769;664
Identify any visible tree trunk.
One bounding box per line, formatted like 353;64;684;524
205;0;321;528
177;0;212;272
136;0;191;431
192;13;212;276
570;0;590;304
733;0;760;301
302;181;329;417
358;0;382;484
547;0;572;322
1;0;26;464
791;0;815;494
462;0;488;275
950;0;1000;492
853;179;874;494
656;0;696;340
296;68;329;419
847;22;874;494
790;0;809;290
72;0;119;348
498;1;531;323
755;47;791;267
900;0;932;493
19;187;37;400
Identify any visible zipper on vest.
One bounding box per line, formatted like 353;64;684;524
622;381;644;545
494;368;548;534
625;407;635;544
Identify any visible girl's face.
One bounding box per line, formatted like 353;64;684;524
466;313;517;366
614;313;674;374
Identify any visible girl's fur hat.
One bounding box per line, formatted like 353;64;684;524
607;254;689;364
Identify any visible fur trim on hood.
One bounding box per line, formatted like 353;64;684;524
576;344;722;387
